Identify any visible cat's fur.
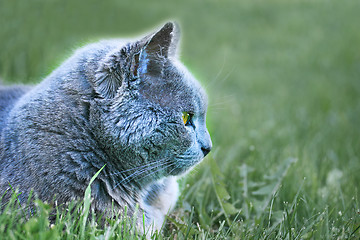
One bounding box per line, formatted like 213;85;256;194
0;22;212;230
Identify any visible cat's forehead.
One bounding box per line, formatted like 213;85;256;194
138;59;207;114
174;61;208;113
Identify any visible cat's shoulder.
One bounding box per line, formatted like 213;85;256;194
0;85;32;100
0;85;32;131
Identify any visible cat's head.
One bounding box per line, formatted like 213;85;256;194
87;22;212;181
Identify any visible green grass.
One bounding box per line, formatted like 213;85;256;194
1;0;360;239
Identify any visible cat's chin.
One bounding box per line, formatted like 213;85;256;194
169;165;197;177
167;167;187;176
167;157;204;177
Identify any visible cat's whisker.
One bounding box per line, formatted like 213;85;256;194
204;66;235;91
106;160;161;176
207;95;237;113
113;159;172;189
217;67;235;85
120;163;160;183
124;159;173;182
136;161;177;183
167;163;180;176
123;160;173;183
114;164;158;187
209;95;236;107
210;99;235;107
203;52;228;90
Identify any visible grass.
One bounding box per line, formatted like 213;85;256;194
1;0;360;239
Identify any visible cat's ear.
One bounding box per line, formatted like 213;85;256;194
135;22;180;77
143;22;180;59
93;22;180;99
94;50;124;99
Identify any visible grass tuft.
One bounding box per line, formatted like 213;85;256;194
1;0;360;239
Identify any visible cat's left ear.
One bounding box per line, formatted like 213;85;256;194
134;22;180;77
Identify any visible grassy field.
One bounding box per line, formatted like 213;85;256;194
1;0;360;239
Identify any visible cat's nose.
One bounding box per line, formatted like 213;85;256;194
201;146;211;157
200;129;212;157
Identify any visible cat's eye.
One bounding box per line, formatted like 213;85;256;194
182;112;192;126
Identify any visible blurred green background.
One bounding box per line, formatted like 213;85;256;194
1;0;360;237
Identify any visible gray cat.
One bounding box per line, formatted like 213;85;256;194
0;22;212;231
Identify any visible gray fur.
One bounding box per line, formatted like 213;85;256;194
0;22;212;231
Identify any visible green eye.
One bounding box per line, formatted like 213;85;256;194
182;112;191;125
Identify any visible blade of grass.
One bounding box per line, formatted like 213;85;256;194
209;156;239;227
80;164;106;240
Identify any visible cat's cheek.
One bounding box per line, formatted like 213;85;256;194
179;134;193;155
168;124;192;153
184;127;197;147
181;125;193;142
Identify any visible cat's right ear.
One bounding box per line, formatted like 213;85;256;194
135;22;180;77
142;22;180;59
93;22;180;99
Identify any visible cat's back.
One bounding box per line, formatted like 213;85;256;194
0;85;32;132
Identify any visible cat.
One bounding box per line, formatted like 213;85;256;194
0;22;212;231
